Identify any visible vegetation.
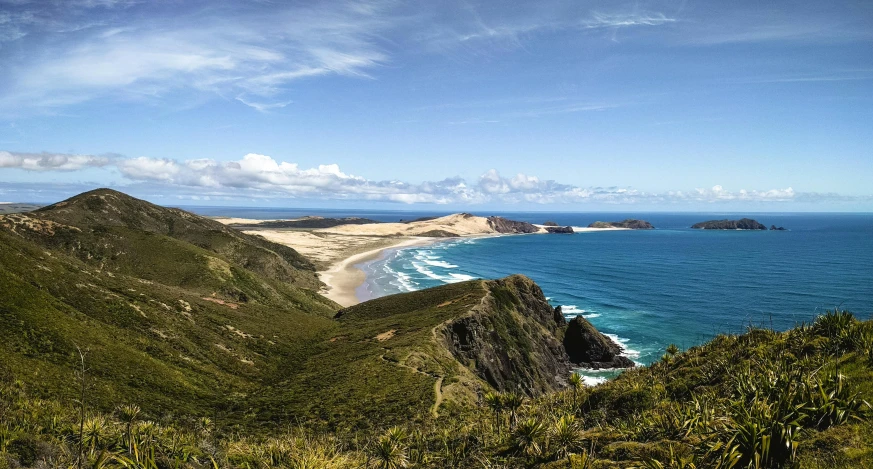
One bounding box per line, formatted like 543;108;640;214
1;310;871;468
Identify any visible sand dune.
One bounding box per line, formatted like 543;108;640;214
228;213;629;307
318;213;544;237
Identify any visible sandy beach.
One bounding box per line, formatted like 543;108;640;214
218;214;630;308
317;237;437;307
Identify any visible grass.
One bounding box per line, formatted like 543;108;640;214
1;311;871;468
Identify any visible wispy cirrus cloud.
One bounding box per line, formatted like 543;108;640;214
3;149;866;207
0;0;394;115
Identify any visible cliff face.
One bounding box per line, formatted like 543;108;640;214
442;275;571;395
691;218;767;230
486;216;542;234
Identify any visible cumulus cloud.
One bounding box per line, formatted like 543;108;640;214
1;150;860;206
0;151;113;171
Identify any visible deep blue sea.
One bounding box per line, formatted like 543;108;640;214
186;207;873;384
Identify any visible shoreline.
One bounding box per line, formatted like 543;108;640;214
317;228;630;308
318;237;440;307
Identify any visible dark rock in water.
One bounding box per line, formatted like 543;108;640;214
770;225;787;231
545;226;574;234
588;219;654;229
563;316;635;370
486;216;540;234
553;305;567;326
691;218;767;230
543;221;559;226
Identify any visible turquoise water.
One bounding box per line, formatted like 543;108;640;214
358;213;873;379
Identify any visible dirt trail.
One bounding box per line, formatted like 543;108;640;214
430;377;444;417
380;352;445;417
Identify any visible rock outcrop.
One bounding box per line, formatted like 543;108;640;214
563;316;635;369
486;216;541;234
442;276;571;395
691;218;767;230
588;219;654;229
770;225;787;231
543;221;559;226
545;226;574;234
441;276;633;395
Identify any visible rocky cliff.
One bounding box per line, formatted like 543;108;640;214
691;218;767;230
441;276;633;396
442;275;572;395
486;216;542;234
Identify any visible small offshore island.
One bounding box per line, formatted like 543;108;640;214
692;218;787;230
588;219;655;229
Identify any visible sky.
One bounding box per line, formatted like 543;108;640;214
0;0;871;211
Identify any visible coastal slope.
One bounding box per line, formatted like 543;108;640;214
265;274;629;429
0;190;340;417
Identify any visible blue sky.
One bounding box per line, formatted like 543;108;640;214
0;0;871;211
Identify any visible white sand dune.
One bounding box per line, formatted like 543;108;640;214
317;213;544;237
228;213;630;307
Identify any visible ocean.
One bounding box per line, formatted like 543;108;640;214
187;207;873;383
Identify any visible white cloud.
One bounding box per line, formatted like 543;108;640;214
0;151;112;171
1;150;861;206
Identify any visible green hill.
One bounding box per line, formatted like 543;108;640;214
0;190;344;419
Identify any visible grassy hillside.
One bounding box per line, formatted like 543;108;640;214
1;311;870;468
30;189;320;290
253;275;574;431
0;221;339;419
0;190;342;421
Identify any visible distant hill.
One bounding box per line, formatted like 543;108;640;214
231;216;381;229
0;203;42;214
691;218;767;230
31;188;319;289
588;219;654;229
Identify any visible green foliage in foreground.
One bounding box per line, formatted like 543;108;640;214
2;310;871;468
